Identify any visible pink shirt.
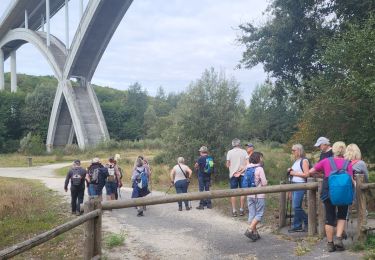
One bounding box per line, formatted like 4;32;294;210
314;157;353;178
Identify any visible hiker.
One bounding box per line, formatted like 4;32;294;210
344;143;369;182
226;138;247;217
86;158;104;197
287;144;309;233
309;141;354;252
170;157;193;211
245;143;255;159
194;146;214;209
131;157;151;216
64;160;86;216
113;154;124;200
105;157;122;201
314;136;333;161
243;152;268;242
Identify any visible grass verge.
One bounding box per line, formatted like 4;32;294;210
0;177;84;259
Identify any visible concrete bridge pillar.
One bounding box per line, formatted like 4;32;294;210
0;48;4;91
10;51;17;93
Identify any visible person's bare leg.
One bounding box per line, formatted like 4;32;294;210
325;224;334;242
231;196;237;212
250;219;259;231
240;196;245;210
336;219;345;237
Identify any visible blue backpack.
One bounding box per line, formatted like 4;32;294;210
204;156;214;174
328;158;353;206
241;166;258;188
136;169;148;189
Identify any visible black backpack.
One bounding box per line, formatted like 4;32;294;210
71;168;83;186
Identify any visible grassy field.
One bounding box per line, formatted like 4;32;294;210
0;177;84;259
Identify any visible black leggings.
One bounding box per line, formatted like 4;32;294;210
324;199;348;226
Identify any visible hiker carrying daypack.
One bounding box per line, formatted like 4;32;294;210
241;166;258;188
327;157;354;206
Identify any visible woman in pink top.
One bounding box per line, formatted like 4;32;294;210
309;141;353;252
244;152;268;242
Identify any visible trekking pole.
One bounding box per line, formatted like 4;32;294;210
165;184;173;195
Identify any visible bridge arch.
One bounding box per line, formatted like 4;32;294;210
0;28;65;80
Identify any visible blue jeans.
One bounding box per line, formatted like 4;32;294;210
198;173;211;207
88;184;98;196
292;189;308;229
175;179;189;208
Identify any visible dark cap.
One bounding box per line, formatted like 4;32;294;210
74;159;81;165
245;143;254;148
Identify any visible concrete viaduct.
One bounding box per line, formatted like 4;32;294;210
0;0;133;151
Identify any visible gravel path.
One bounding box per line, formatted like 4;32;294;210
0;165;364;259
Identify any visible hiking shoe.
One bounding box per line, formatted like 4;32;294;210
137;211;144;217
341;231;348;240
327;242;335;252
232;211;238;217
178;206;182;211
335;237;345;251
196;205;204;210
288;227;304;233
185;206;190;211
76;212;81;216
239;209;244;216
207;205;212;209
255;232;261;240
244;229;257;242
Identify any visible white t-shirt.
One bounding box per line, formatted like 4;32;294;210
173;164;189;183
291;158;306;183
226;147;248;178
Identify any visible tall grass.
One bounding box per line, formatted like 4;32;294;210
0;177;83;259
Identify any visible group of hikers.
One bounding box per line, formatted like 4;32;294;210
64;154;152;217
64;136;367;253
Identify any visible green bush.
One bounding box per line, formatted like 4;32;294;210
104;233;126;249
19;133;45;156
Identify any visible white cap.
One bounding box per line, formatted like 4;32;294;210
314;137;330;147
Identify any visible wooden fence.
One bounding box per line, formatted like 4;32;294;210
0;174;373;259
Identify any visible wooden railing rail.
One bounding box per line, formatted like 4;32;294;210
101;182;319;210
0;209;101;259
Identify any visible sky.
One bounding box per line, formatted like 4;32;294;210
0;0;269;102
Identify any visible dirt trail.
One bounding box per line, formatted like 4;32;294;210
0;165;364;260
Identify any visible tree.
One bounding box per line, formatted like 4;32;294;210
163;68;242;179
290;16;375;158
23;83;56;140
246;83;297;143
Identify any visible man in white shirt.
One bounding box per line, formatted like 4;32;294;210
226;138;248;217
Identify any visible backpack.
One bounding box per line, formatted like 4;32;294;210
204;156;214;174
136;169;148;189
299;157;312;171
241;166;258;188
328;158;353;206
88;165;100;184
71;168;83;186
107;165;116;182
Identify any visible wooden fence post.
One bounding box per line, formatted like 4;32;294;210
317;179;325;238
84;198;95;260
356;174;367;242
307;177;317;236
93;199;102;257
279;181;286;228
